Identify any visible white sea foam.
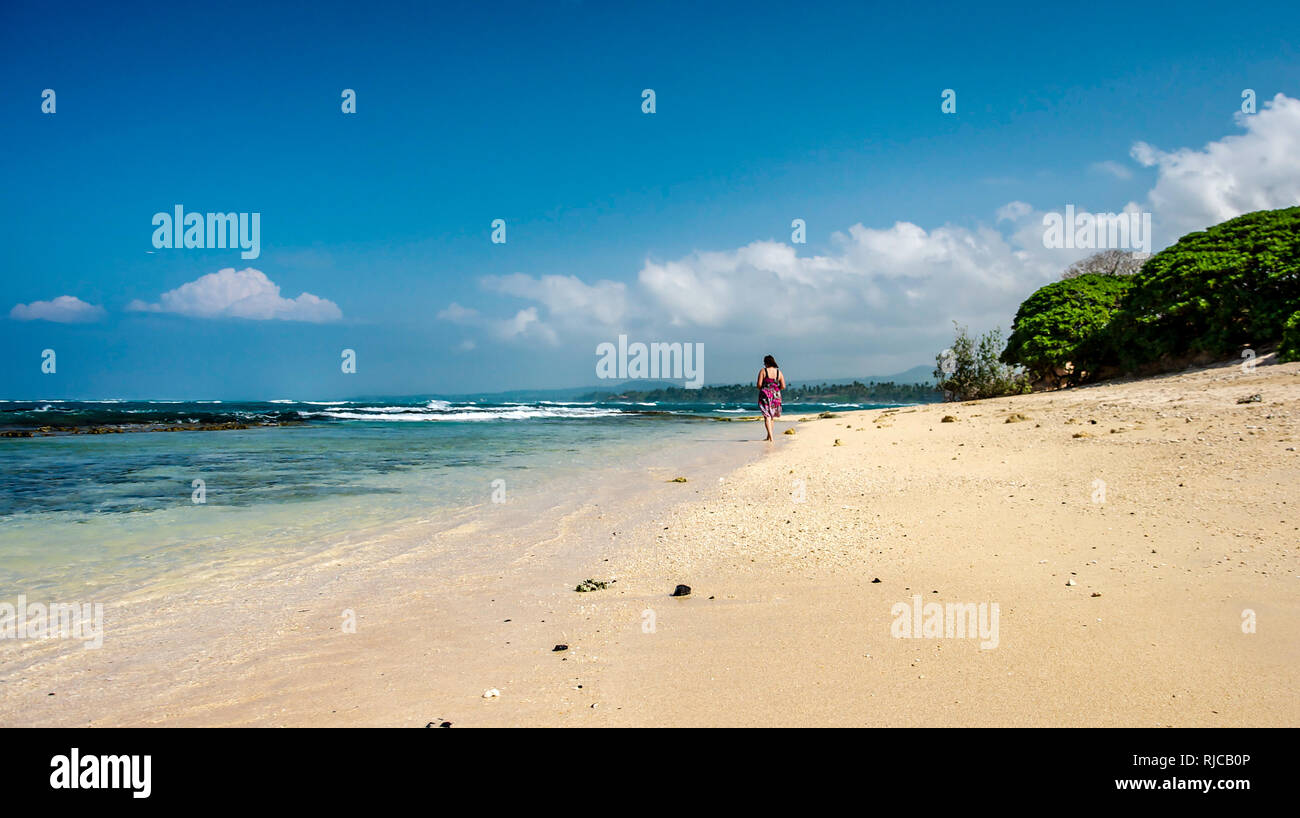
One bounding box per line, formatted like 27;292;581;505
302;405;625;422
271;400;350;405
340;405;431;413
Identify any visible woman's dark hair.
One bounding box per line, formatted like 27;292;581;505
763;355;778;369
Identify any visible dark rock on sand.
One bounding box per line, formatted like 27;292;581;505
671;584;692;597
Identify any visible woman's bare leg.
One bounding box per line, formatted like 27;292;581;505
763;416;774;441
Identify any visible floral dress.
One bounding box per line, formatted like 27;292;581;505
759;368;783;418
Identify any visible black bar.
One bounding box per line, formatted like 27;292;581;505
8;728;1289;805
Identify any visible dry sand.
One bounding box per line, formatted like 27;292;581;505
2;355;1296;727
588;354;1300;727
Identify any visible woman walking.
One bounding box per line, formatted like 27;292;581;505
757;354;785;442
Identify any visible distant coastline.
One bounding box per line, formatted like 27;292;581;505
577;380;942;405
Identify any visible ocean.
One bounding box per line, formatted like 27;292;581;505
0;397;902;599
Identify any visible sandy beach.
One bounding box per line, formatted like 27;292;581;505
2;355;1296;727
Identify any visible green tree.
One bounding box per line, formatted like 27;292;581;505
935;323;1029;401
1107;206;1300;368
1281;310;1300;363
1002;273;1135;385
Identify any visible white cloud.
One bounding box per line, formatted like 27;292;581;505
127;268;341;322
638;220;1058;340
10;295;106;323
437;301;557;344
1132;92;1300;239
439;219;1076;355
449;217;1066;353
996;201;1033;222
500;306;546;340
482;273;627;326
436;302;480;324
1090;160;1133;180
434;273;623;344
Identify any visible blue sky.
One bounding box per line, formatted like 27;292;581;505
3;0;1299;398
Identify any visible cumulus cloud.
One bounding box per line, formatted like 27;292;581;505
1132;92;1300;239
446;218;1064;354
429;219;1058;356
10;295;106;323
638;220;1056;340
437;301;557;344
127;268;341;322
433;274;623;344
482;273;627;327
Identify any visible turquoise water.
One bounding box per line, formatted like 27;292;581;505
0;398;899;598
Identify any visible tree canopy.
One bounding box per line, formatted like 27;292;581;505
1106;206;1300;368
1002;274;1134;385
995;207;1300;384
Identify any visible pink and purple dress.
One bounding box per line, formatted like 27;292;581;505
759;369;783;418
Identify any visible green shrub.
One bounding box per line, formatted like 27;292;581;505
1002;273;1135;384
935;323;1030;401
1108;207;1300;369
1282;311;1300;363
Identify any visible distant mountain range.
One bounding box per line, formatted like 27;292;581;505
790;364;935;388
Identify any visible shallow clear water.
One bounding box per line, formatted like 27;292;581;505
0;398;901;598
